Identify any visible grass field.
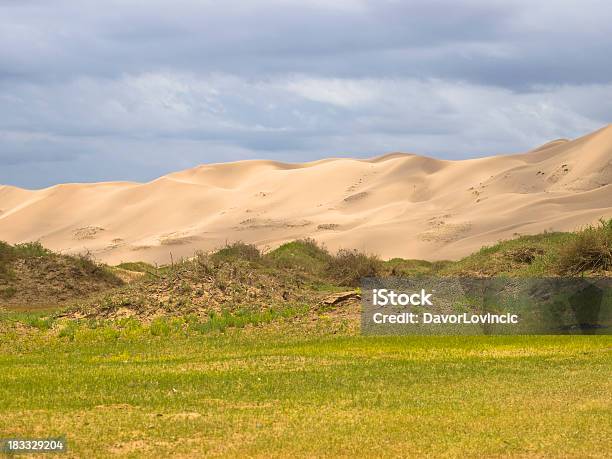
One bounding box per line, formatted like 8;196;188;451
0;319;610;458
1;222;611;457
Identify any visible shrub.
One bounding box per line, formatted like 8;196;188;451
325;249;382;287
555;219;612;275
266;238;331;273
212;242;261;263
504;247;545;264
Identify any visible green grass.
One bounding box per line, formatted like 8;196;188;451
0;310;56;331
440;219;612;277
0;321;610;458
115;261;159;274
383;258;452;276
1;225;611;456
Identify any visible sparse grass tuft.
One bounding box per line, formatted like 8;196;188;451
149;317;184;337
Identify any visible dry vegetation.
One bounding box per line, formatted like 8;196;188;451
1;219;611;319
556;218;612;275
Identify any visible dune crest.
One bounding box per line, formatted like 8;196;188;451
1;126;611;263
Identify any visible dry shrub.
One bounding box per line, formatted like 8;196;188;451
504;247;545;264
325;249;382;287
556;219;612;275
212;242;261;263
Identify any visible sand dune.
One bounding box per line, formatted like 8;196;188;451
1;125;611;264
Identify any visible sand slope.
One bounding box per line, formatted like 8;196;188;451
1;125;611;264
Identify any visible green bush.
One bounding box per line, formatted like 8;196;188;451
555;219;612;275
212;242;261;263
266;238;331;273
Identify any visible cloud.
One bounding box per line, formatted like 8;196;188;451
0;0;611;187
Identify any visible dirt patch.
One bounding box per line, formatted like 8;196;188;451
320;291;360;306
64;254;319;320
0;254;123;309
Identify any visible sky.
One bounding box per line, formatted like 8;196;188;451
1;0;611;188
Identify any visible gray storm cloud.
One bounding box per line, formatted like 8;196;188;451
0;0;611;188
